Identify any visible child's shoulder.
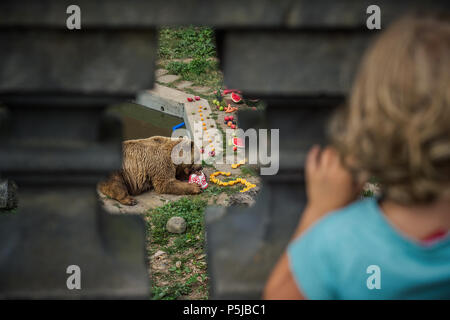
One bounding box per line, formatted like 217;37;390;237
303;198;381;246
316;198;378;230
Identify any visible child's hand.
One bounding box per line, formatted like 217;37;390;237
305;145;360;218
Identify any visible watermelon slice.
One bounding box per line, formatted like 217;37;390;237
231;92;242;103
232;137;244;148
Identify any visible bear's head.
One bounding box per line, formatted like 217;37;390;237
173;138;202;181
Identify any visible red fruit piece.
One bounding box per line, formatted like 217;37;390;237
233;146;237;152
224;116;229;121
187;97;193;102
231;124;236;129
195;96;201;101
231;92;242;103
228;115;234;121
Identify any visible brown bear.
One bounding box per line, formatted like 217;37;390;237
98;136;203;206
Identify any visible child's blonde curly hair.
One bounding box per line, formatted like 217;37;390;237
331;13;450;205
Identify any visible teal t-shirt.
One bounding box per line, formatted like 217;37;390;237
287;198;450;299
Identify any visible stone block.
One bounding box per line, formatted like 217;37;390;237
0;31;157;97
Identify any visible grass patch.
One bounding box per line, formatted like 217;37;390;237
204;184;242;197
147;197;207;247
152;283;192;300
166;58;222;88
146;197;209;300
158;27;216;60
167;59;215;77
158;26;223;89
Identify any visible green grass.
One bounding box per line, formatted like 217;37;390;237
204;184;242;197
152;282;192;300
166;58;222;88
158;26;223;89
167;59;215;77
147;197;207;247
158;27;216;60
146;197;209;300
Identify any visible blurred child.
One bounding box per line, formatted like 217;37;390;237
264;13;450;299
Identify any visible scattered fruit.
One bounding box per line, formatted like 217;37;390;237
209;171;255;192
195;96;200;101
187;97;193;102
225;105;238;113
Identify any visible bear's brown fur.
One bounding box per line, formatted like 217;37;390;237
98;136;202;206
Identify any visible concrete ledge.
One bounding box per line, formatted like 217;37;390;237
137;84;222;161
136;84;185;118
